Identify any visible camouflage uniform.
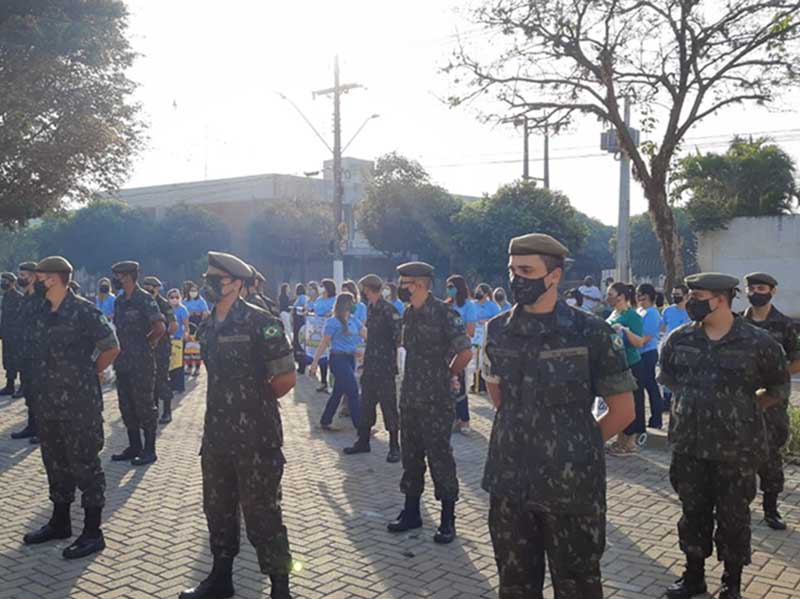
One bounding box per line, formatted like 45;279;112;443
1;286;24;381
35;291;119;508
198;298;295;575
658;318;790;565
152;293;176;407
742;305;798;496
399;293;471;501
18;293;45;412
113;286;163;434
482;301;637;599
361;297;402;433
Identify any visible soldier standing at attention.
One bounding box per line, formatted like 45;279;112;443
343;274;402;462
244;266;280;317
11;261;42;440
22;257;119;559
741;272;799;530
143;276;178;425
658;273;790;599
481;234;636;599
386;262;472;544
110;261;166;466
179;251;296;599
1;271;23;396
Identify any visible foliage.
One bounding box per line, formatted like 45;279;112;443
620;209;698;280
0;0;144;225
0;226;37;272
357;152;461;267
570;213;614;280
154;204;230;272
673;137;799;231
446;0;800;291
452;181;585;285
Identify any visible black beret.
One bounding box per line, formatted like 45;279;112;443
685;272;740;292
744;272;778;288
396;261;434;278
142;276;163;288
112;261;140;274
509;233;569;258
36;256;74;274
207;251;252;279
1;272;17;282
19;261;37;272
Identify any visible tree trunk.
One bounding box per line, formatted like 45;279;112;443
645;182;684;293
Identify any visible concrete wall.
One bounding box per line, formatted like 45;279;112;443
696;215;800;318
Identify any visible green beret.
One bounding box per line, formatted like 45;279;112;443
112;261;140;274
396;261;434;278
509;233;570;258
36;256;74;274
685;272;740;292
358;274;384;289
1;272;17;282
207;251;252;279
142;276;162;288
744;272;777;288
19;261;37;272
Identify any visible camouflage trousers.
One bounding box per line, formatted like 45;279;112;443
38;418;105;508
153;343;172;406
399;400;458;500
758;406;788;496
116;368;157;434
670;453;757;565
489;494;604;599
201;448;292;575
360;370;399;432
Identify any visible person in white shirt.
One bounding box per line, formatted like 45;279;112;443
579;276;603;312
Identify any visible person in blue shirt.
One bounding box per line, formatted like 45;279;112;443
659;284;690;409
292;283;308;374
342;280;367;325
183;282;210;376
166;288;189;393
445;275;478;434
492;287;512;313
385;282;405;315
635;283;665;429
310;279;337;393
473;283;501;322
309;292;364;431
95;277;116;320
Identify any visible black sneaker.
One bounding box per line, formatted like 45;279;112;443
62;531;105;559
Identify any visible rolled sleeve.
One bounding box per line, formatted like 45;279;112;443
656;335;678;389
445;308;472;354
760;338;791;402
590;324;637;398
481;336;501;385
84;308;119;353
259;319;294;378
144;295;165;323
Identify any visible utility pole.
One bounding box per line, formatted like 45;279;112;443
543;123;550;189
313;56;362;288
617;97;632;283
522;116;530;181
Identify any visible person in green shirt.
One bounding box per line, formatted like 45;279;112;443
606;282;647;455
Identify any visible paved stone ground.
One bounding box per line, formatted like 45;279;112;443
0;373;798;599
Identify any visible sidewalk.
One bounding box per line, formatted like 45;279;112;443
0;374;797;598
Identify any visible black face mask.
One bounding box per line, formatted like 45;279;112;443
510;273;550;306
33;280;47;298
686;297;714;322
748;292;771;308
474;291;484;301
203;276;226;303
111;277;123;292
99;284;110;294
1;282;10;291
397;286;412;303
496;294;506;304
18;277;29;288
671;295;684;305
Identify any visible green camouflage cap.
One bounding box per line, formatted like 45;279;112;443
685;272;740;291
207;251;252;280
396;261;434;278
19;261;37;272
358;274;384;290
744;272;778;288
508;233;569;257
35;256;74;274
112;260;140;274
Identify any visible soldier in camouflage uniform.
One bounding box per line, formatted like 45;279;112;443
110;261;166;466
1;271;23;395
242;265;280;317
386;262;473;544
343;274;403;462
741;272;799;531
10;261;43;441
658;273;790;599
481;234;637;599
179;251;297;599
22;257;120;560
143;276;177;425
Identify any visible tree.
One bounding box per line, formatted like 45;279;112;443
673;137;799;231
570;213;615;281
452;181;585;284
617;208;698;279
0;226;38;272
154;204;230;279
357;152;461;269
446;1;800;291
0;0;144;225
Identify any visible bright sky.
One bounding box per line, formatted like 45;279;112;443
124;0;800;226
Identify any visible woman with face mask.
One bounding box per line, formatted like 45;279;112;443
445;275;478;434
605;282;647;455
493;287;512;313
311;279;337;393
167;289;190;394
183;283;210;377
342;280;367;326
95;277;116;322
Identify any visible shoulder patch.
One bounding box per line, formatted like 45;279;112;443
262;324;282;340
611;332;625;352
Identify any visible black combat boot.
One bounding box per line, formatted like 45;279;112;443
718;563;743;599
159;399;173;425
386;431;401;463
0;381;14;396
132;429;157;465
433;498;456;544
387;495;422;533
270;573;291;599
23;502;72;544
665;557;707;598
343;428;370;455
763;492;786;530
11;407;36;439
63;506;105;559
179;557;235;599
111;428;142;461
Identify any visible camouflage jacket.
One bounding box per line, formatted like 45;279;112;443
113;285;164;373
363;298;402;378
658;317;790;465
35;291;119;421
401;293;471;405
199;298;295;453
0;287;23;340
481;301;637;514
153;293;177;355
18;292;46;361
246;292;280;318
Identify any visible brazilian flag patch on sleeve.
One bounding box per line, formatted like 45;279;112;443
454;316;463;327
263;324;282;340
611;332;625;352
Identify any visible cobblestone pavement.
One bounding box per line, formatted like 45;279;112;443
0;372;798;599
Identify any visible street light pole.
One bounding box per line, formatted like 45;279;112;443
617;97;632;283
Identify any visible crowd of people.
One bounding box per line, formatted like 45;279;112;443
0;233;797;599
